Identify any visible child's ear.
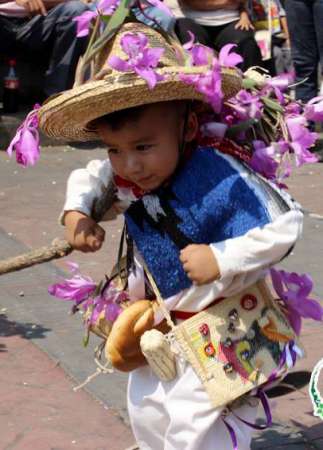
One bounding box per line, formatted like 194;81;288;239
184;112;199;142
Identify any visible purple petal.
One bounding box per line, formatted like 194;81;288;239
121;32;147;59
250;144;279;179
271;268;286;299
15;128;40;167
290;142;318;167
144;0;174;16
106;302;122;322
142;47;164;68
304;96;323;122
190;45;213;66
108;55;131;72
296;298;323;321
183;31;195;50
6;127;23;157
218;44;243;67
135;67;157;89
287;310;302;336
73;11;97;38
98;0;119;14
48;275;96;302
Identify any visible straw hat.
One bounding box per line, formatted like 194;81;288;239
39;22;242;142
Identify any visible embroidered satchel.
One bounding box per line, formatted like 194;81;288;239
145;269;303;409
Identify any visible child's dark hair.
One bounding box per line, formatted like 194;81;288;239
88;100;190;132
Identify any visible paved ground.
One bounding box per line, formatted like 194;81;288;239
0;138;323;449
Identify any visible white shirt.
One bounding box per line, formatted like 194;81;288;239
165;0;240;26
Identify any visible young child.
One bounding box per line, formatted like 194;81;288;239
39;23;304;450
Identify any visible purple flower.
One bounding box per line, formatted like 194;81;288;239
285;101;302;115
250;140;279;180
73;11;97;38
183;33;214;66
98;0;120;14
304;96;323;122
286;116;318;167
271;268;323;335
267;72;294;91
229;89;263;120
218;44;243;68
7;104;41;167
73;0;119;38
108;32;165;89
181;61;223;112
48;262;97;303
144;0;173;16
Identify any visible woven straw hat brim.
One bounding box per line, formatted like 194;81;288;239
39;67;241;142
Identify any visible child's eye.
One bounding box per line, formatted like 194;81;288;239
136;144;153;152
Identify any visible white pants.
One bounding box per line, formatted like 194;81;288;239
128;360;259;450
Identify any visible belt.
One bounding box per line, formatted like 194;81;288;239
172;297;224;320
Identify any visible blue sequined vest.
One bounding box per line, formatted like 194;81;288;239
125;148;270;298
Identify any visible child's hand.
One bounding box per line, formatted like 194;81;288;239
235;11;255;31
179;244;220;286
64;210;105;253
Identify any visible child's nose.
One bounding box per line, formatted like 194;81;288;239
124;155;143;176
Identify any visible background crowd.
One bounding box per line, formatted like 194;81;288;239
0;0;322;109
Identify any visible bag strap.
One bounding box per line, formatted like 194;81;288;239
143;262;176;330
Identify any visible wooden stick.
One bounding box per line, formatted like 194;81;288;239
0;239;73;275
0;178;117;276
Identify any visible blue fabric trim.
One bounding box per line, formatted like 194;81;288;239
125;148;271;298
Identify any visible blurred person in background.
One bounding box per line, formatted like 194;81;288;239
249;0;292;75
166;0;263;71
0;0;89;97
285;0;323;102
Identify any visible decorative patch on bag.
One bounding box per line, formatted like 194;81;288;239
173;281;302;408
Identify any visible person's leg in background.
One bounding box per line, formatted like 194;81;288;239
0;17;20;54
15;1;89;96
285;0;318;102
209;21;264;71
174;17;212;46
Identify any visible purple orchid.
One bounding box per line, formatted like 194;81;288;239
285;101;302;115
250;140;279;180
304;96;323;122
83;282;127;327
73;0;119;38
271;268;323;335
48;262;97;303
98;0;120;14
229;89;263;120
49;262;127;328
108;32;165;89
218;44;243;68
73;10;97;38
286;116;318;167
183;32;214;66
144;0;173;16
7;104;41;167
250;140;292;181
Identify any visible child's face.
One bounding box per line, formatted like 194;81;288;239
97;102;197;191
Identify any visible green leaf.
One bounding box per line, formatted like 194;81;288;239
242;78;259;90
262;97;284;113
83;330;90;347
226;118;258;138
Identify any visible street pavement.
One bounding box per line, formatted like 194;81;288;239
0;140;323;450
